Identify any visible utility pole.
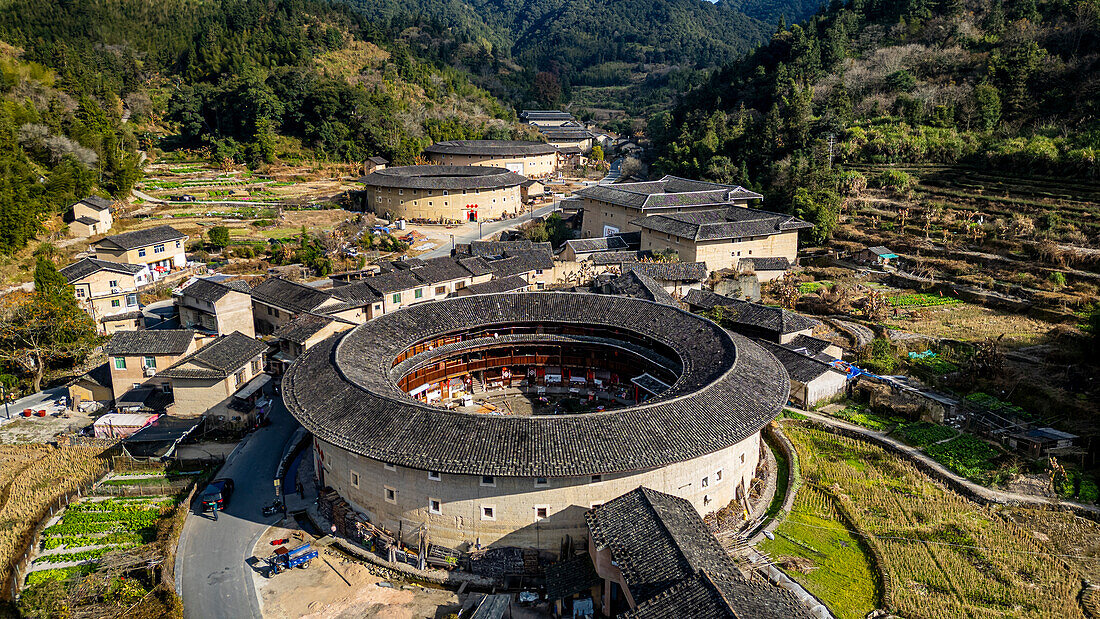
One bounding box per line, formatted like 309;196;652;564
827;133;836;168
1;385;9;420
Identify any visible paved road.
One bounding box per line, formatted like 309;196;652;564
143;299;179;329
175;396;299;619
419;202;561;259
599;157;622;184
0;387;69;426
793;408;1100;515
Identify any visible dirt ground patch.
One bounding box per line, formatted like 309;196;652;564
0;410;93;443
253;525;461;619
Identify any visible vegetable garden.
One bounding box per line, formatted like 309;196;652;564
0;445;108;599
767;424;1084;619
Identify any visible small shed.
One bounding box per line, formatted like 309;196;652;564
1007;427;1078;458
521;179;545;202
858;245;899;267
364;156;388;174
93;412;159;439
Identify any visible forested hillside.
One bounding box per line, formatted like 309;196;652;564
651;0;1100;238
343;0;772;106
0;0;517;255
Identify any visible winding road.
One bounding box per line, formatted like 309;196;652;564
175;396;299;619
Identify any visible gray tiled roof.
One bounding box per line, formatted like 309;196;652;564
60;258;145;283
783;334;840;358
623;262;707;283
282;293;789;476
272;314;335;345
424;140;556;156
100;310;144;323
75;196;113;211
590;487;813;619
545;554;601;601
96;225;186;250
466;240;553;258
485;250;554;278
462;275;529;295
74;216;100;226
251;277;333;313
180;278;251;304
565;236;629;254
576;176;762;210
756;339;845;383
632;208;811;242
739;256;792;272
360;165;525;190
589;250;651;266
683;290;817;337
158;332;267;379
602;271;679;306
103;330;195;356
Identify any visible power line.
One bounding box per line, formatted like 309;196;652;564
779;513;1100;562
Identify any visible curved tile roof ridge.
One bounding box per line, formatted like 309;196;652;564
424;140;557;156
283;292;788;476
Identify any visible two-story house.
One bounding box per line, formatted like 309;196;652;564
630;207;812;273
575;176;763;238
175;277;255;337
94;225;189;280
102;330;203;400
60;258;151;334
250;277;368;335
66;196;114;237
158;331;269;418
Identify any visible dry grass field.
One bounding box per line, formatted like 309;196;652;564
763;424;1087;619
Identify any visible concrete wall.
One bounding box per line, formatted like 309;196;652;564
365;184;522;222
314;432;762;552
100;314;143;335
95;239;186;270
638;230;799;273
169;354;264;416
791;370;848;408
579;200;757;239
108;348;196;400
425;152;557;178
72;202;113;230
178;290;255;337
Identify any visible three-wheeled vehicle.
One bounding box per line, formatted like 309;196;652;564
200;478;234;520
267;543;319;576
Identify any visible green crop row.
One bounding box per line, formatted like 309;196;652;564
896;422;957;448
66;498;170;513
24;565;95;587
42;530;153;550
888;293;962;307
33;544;137;565
924;435;1002;480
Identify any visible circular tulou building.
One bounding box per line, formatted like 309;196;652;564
422;140;558;177
360;164;526;223
284;293;790;553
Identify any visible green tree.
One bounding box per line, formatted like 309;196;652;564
208;225;231;249
590;145;604;162
975;83;1002;132
0;283;97;392
792;187;842;245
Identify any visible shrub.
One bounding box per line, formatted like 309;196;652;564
873;169;916;192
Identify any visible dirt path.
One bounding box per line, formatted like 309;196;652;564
791;408;1100;515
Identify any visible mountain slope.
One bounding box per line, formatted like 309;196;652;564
651;0;1100;213
342;0;772;101
0;0;518;254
